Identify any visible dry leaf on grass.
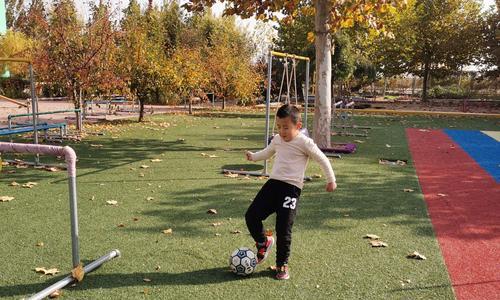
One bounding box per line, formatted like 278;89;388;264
162;228;173;235
354;140;365;143
143;278;152;282
117;224;125;228
312;174;322;178
36;242;44;247
140;165;150;169
211;222;223;227
106;200;118;206
403;188;415;193
215;233;222;237
0;196;14;202
369;240;388;247
45;167;60;172
22;182;38;188
9;181;20;186
177;138;185;142
71;264;85;282
231;230;242;234
364;234;380;240
150;159;163;162
146;197;154;201
35;267;60;275
385;144;392;148
224;173;238;178
139;173;145;177
207;209;218;215
90;144;103;148
48;290;62;298
407;251;426;260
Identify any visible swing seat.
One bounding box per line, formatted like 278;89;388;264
321;143;357;154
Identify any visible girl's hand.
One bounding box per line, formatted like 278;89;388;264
326;182;337;192
245;151;253;161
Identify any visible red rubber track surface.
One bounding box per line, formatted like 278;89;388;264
406;128;500;300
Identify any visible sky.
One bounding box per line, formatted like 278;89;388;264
75;0;497;19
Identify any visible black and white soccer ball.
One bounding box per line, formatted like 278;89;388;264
229;247;257;276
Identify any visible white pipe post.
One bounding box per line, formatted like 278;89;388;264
264;51;273;175
304;60;310;129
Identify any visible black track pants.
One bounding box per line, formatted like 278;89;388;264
245;179;302;266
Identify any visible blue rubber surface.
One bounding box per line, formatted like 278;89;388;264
445;129;500;182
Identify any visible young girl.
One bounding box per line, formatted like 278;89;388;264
245;104;337;280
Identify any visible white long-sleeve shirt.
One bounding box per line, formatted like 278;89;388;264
249;133;336;189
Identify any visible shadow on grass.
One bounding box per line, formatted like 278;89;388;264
0;267;275;297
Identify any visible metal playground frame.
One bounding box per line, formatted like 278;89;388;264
222;50;310;177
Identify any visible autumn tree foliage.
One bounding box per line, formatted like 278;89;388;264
185;0;406;147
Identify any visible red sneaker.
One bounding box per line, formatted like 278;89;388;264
256;236;274;264
275;264;290;280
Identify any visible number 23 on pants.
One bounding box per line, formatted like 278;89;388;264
283;196;297;209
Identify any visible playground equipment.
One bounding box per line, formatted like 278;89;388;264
0;57;84;166
223;50;311;177
6;109;83;141
83;96;141;118
0;94;30;112
0;142;120;299
331;98;371;137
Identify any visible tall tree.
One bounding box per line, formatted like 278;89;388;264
480;4;499;77
31;0;116;127
185;0;404;148
411;0;484;101
118;0;169;121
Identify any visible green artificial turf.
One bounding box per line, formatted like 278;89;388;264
0;112;497;299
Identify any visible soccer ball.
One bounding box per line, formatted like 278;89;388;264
229;247;257;276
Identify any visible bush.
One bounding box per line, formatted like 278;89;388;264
428;85;469;99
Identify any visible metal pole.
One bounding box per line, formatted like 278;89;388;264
28;63;39;164
68;176;80;267
304;60;310;129
264;51;272;175
28;250;121;300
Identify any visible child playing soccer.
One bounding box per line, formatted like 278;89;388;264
245;104;336;280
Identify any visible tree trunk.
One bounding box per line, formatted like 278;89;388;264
422;58;430;102
222;97;225;110
71;82;82;130
313;0;332;149
382;77;387;99
138;98;145;122
188;96;193;115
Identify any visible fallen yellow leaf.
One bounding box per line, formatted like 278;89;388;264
0;196;14;202
22;182;38;188
71;264;85;282
407;251;426;260
369;240;388;247
364;234;380;240
48;290;62;298
162;228;173;235
35;267;60;276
